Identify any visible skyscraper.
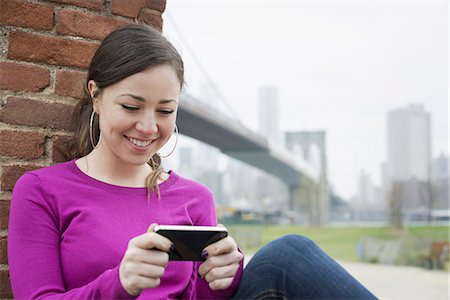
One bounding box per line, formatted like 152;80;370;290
386;104;432;222
258;86;280;144
387;104;431;181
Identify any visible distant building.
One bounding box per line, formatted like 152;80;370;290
258;86;280;144
355;170;385;221
285;131;329;224
179;147;193;171
432;153;448;180
385;104;432;221
431;154;449;210
387;104;431;181
197;143;220;172
357;170;379;207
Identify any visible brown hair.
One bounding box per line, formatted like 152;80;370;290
71;24;184;197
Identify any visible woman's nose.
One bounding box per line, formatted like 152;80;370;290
136;115;158;135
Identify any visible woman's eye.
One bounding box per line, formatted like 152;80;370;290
121;104;139;111
159;110;174;115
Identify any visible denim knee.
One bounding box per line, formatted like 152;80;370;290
236;234;378;300
237;235;318;299
265;234;317;254
248;234;318;269
274;234;314;246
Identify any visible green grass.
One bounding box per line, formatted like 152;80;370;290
226;224;449;261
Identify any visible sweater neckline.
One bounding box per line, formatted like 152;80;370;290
68;159;179;195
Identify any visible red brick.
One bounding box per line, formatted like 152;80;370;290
0;130;45;159
0;62;50;92
52;135;76;163
0;237;7;264
8;31;98;69
47;0;104;11
0;200;11;230
57;9;129;40
55;69;87;98
0;97;75;131
1;165;41;191
0;269;13;299
112;0;145;18
112;0;166;18
138;9;163;31
0;0;54;30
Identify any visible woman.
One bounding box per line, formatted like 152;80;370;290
8;24;377;299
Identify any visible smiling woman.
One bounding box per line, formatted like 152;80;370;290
8;24;244;299
8;23;377;300
81;65;180;188
72;24;184;195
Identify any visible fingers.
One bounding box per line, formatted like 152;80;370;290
126;246;169;267
147;223;158;233
129;231;173;254
198;234;243;290
120;227;173;296
198;250;243;278
127;261;166;278
198;235;242;277
203;236;237;257
199;252;242;290
119;253;167;296
208;277;234;291
121;274;162;295
203;263;240;283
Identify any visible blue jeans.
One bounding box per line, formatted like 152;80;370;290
232;235;378;300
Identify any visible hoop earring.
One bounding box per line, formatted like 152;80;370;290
89;111;99;149
158;125;178;158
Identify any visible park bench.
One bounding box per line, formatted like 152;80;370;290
417;241;450;269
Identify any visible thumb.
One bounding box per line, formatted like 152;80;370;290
148;223;159;233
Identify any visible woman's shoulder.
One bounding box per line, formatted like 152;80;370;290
12;160;79;208
15;160;77;187
25;159;76;178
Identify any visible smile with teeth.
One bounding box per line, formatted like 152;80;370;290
126;136;154;148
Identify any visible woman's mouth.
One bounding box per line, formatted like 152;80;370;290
125;136;154;148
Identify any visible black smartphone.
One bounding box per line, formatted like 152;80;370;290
154;225;228;261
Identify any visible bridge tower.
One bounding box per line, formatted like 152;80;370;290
285;131;329;226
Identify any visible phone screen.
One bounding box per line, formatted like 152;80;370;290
155;225;228;261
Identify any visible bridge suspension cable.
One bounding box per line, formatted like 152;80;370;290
164;12;240;121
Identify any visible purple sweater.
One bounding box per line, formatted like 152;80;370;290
8;160;243;299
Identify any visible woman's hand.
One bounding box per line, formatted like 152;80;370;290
119;223;173;296
198;229;243;290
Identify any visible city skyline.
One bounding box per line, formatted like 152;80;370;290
163;1;448;199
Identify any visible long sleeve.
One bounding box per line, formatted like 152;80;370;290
181;189;244;299
8;173;134;300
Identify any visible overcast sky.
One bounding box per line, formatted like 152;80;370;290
163;0;448;199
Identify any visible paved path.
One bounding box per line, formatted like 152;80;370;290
244;255;449;299
340;261;449;300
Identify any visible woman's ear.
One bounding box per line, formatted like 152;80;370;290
88;80;100;113
87;80;98;99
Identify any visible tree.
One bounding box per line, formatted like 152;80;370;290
389;181;403;229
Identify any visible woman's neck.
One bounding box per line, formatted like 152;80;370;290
79;147;153;187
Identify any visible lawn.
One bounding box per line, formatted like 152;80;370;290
225;224;449;261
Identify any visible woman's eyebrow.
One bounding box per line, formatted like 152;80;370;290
160;99;178;104
120;93;145;102
119;94;177;104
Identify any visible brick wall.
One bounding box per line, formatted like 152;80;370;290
0;0;166;298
